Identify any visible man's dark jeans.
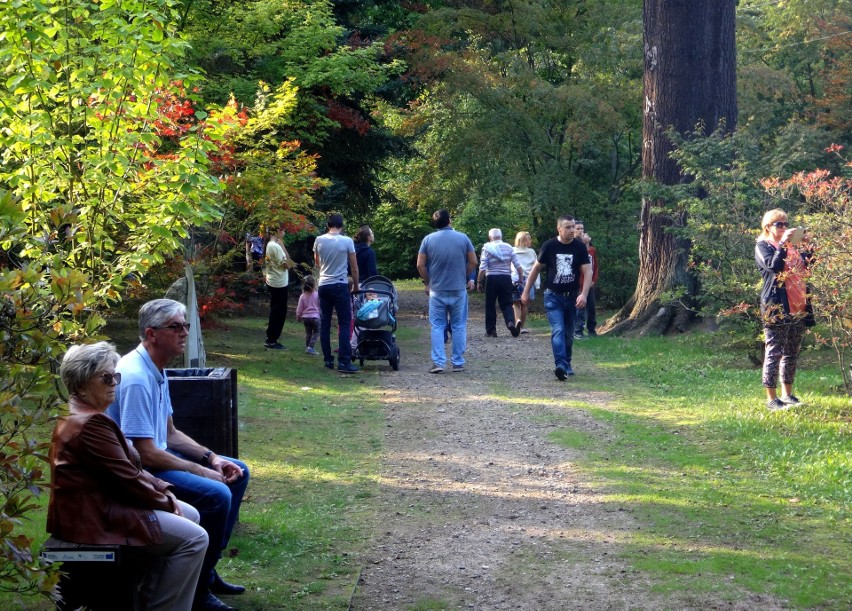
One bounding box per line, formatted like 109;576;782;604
154;452;250;596
544;289;578;370
484;274;515;334
319;282;353;366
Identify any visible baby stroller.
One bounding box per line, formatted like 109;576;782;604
352;275;400;371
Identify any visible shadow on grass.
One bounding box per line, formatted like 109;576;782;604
532;333;851;608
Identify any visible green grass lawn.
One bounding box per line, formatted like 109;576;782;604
546;331;850;608
6;302;850;609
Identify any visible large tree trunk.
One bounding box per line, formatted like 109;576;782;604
606;0;737;336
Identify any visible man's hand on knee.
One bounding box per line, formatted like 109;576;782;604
211;456;244;484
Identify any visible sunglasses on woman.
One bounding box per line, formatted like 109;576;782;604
101;372;122;385
770;221;789;228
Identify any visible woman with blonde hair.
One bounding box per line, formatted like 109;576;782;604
512;231;539;333
755;208;814;411
264;225;292;350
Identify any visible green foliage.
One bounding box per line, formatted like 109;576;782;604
762;149;852;394
0;189;84;600
667;116;851;390
370;201;432;279
180;0;407;213
225;81;329;234
183;0;402;107
666;125;768;337
379;0;642;301
454;197;535;251
0;0;230;305
0;1;232;596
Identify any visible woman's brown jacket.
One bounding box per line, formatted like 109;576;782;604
47;412;178;546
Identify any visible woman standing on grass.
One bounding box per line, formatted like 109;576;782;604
755;208;814;412
264;226;292;350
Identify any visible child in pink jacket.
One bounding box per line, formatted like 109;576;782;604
296;275;321;355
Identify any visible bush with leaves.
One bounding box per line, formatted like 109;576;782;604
0;191;74;600
668;127;851;390
661;126;770;349
761;146;852;394
0;0;235;599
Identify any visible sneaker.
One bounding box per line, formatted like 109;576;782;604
781;394;804;407
766;398;790;412
486;331;498;338
573;333;585;340
324;360;335;370
509;321;520;337
337;364;359;374
265;341;286;350
520;328;530;334
305;347;317;355
452;364;465;372
554;366;567;381
429;365;445;374
564;365;575;376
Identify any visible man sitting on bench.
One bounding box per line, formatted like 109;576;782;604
108;299;250;611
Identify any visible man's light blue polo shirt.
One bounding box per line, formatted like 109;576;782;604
418;227;475;291
107;344;172;451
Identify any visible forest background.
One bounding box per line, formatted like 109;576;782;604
0;0;850;599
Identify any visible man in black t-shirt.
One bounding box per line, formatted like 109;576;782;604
521;215;592;380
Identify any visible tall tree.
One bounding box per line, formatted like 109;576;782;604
606;0;737;334
381;0;644;297
178;0;406;214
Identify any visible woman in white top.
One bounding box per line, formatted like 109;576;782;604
512;231;539;333
264;227;291;349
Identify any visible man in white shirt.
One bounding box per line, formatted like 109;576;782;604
313;214;360;373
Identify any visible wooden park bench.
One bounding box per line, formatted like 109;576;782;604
41;537;149;610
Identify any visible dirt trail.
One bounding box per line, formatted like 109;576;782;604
350;288;782;610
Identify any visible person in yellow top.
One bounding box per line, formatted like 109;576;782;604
264;227;292;350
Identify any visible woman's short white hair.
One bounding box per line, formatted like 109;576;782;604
60;341;120;395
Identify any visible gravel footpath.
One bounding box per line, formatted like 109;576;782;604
350;287;784;610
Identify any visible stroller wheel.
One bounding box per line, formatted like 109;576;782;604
389;347;400;371
359;358;364;366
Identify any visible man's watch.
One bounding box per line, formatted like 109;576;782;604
201;450;214;466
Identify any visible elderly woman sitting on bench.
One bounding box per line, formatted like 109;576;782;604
48;342;209;611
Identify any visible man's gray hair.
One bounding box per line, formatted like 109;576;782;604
139;298;187;341
488;228;502;240
60;341;120;395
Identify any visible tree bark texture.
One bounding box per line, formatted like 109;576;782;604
606;0;737;336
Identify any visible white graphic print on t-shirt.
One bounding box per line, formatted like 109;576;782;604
554;253;575;284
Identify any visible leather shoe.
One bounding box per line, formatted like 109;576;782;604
211;570;246;595
193;591;235;611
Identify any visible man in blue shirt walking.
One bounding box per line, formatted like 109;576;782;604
416;209;477;373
